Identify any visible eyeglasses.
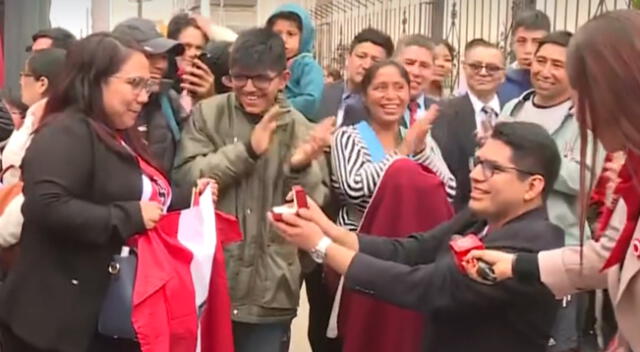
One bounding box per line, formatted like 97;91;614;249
222;73;281;90
472;156;538;179
112;76;159;95
464;62;504;75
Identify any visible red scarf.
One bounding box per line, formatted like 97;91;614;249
601;150;640;270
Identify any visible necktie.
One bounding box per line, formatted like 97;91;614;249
481;105;498;126
476;105;497;145
409;101;419;126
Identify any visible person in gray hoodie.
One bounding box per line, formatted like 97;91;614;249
499;31;604;352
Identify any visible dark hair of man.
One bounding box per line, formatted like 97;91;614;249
31;27;77;51
512;9;551;33
26;48;67;96
349;28;394;58
395;34;435;57
229;28;287;74
491;121;561;198
464;38;500;54
534;30;573;56
361;60;411;94
42;32;153;164
167;13;209;41
266;11;303;32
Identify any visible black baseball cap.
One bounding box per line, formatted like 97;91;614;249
113;18;185;56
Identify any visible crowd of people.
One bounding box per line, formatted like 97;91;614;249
0;4;638;352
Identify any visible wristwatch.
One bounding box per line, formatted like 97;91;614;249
310;236;333;263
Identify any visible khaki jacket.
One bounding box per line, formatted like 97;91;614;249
173;93;328;323
539;199;640;351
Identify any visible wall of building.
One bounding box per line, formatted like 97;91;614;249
109;0;180;30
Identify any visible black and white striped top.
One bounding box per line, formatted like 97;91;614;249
331;125;457;230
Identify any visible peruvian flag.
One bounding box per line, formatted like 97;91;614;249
131;187;241;352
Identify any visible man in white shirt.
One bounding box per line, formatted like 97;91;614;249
432;39;506;211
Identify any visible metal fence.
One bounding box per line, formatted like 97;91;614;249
310;0;440;70
309;0;634;87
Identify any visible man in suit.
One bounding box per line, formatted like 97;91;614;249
272;121;564;352
432;39;507;211
315;28;394;126
394;34;438;128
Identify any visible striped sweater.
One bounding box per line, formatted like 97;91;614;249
331;125;456;230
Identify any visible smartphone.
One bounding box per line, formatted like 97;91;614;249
197;52;211;64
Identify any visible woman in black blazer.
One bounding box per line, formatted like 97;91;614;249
0;33;213;352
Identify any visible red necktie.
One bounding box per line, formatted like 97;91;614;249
409;101;419;126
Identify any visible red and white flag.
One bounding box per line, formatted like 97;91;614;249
131;188;241;352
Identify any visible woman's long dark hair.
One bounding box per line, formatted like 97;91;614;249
41;32;154;164
567;9;640;256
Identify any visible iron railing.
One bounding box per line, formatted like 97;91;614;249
310;0;439;70
310;0;633;88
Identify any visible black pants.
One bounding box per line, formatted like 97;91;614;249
1;325;140;352
305;264;343;352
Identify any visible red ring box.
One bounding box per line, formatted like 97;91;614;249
271;186;308;221
449;234;485;272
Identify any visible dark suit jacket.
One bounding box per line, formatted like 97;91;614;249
345;207;563;352
431;94;504;212
314;80;368;127
0;111;150;352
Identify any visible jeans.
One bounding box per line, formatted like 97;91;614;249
233;320;291;352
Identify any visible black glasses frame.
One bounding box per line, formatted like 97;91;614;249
472;156;539;179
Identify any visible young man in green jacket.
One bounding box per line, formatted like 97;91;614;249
499;31;604;352
173;28;329;352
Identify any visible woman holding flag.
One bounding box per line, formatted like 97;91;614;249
0;33;217;352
